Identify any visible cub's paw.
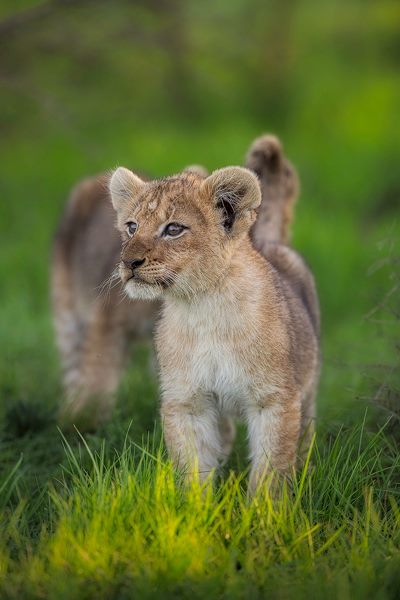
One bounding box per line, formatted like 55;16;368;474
58;393;111;433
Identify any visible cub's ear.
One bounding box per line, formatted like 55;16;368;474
202;166;261;234
183;164;209;178
109;167;145;213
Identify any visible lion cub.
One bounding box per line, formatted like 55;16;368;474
109;159;320;491
52;135;300;431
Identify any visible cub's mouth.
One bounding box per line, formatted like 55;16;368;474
122;271;175;301
126;274;172;289
120;263;176;300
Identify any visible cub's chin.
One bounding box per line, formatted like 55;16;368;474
124;279;163;301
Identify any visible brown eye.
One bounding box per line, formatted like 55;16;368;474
163;222;186;237
126;222;137;237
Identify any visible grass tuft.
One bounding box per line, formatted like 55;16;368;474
0;422;399;598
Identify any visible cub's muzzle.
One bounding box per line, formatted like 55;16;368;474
122;258;146;272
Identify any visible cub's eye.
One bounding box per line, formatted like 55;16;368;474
163;222;187;238
126;221;138;237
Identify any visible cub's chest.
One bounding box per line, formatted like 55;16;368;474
161;300;255;400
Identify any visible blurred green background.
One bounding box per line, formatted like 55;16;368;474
0;0;399;430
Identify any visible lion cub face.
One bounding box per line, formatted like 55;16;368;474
109;167;261;300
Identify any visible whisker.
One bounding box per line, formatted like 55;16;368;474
96;266;121;305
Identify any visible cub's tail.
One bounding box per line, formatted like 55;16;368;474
246;134;299;249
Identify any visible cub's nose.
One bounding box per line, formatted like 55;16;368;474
123;258;146;271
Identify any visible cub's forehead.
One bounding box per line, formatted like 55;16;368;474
134;174;204;221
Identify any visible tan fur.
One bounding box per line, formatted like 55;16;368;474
52;164;210;429
109;156;320;492
52;135;316;440
52;174;157;429
248;134;299;249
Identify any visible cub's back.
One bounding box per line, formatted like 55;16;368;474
263;242;320;340
53;175;120;308
52;173;156;336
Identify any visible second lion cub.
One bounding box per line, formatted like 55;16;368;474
109;154;319;492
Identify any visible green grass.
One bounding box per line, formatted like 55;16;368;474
1;422;400;599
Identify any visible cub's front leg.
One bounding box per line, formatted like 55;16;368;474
246;390;301;495
160;391;225;484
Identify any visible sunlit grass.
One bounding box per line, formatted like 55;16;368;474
0;420;399;599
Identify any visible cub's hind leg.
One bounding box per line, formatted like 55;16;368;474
59;299;129;430
298;375;319;467
52;236;126;430
219;415;236;466
52;230;85;400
